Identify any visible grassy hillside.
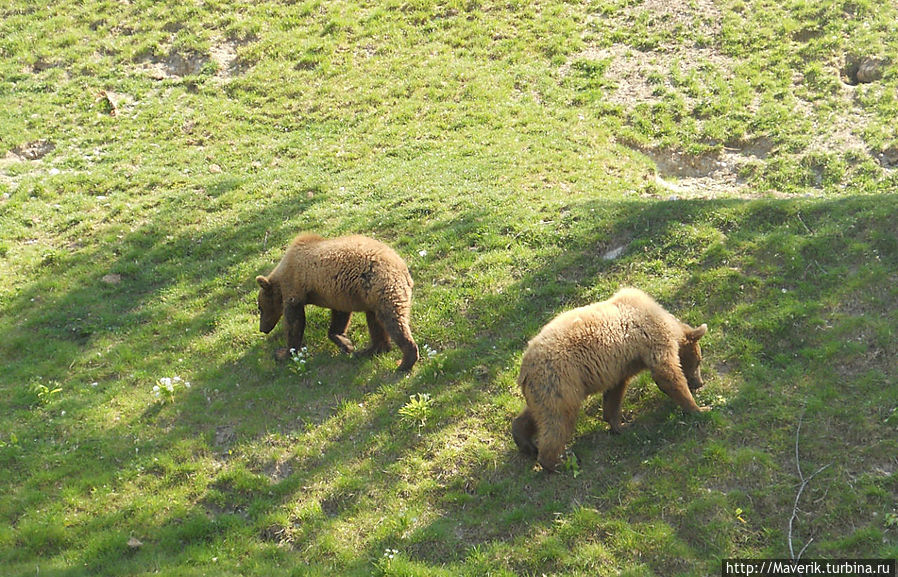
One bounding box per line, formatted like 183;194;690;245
1;0;896;575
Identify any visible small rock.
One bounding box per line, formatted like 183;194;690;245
127;536;143;549
209;164;222;174
102;273;122;285
602;245;627;260
97;90;132;116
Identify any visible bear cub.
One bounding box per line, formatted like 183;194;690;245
513;287;709;472
256;233;419;371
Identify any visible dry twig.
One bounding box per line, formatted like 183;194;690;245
788;412;832;560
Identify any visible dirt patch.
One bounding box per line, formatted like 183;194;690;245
8;139;55;161
877;144;898;169
139;40;243;81
259;522;297;545
565;1;747;196
262;459;294;483
628;0;723;37
140;50;207;80
563;43;735;109
214;424;236;448
569;1;885;196
630;139;777;198
209;40;241;79
2;140;55;191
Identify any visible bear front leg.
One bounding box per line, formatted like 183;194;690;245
602;379;630;434
328;310;355;354
279;300;306;359
534;407;577;473
512;408;539;457
651;362;709;413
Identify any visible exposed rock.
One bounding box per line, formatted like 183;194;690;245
856;57;886;83
879;144;898;169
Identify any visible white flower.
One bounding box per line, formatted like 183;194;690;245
418;249;427;257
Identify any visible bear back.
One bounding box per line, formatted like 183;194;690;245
269;234;413;312
519;288;688;393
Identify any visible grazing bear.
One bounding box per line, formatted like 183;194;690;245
512;287;709;472
256;233;419;371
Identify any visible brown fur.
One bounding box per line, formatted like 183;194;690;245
512;287;709;472
256;233;419;371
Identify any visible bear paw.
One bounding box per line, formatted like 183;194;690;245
355;344;392;358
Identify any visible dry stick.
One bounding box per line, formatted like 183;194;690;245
788;413;832;561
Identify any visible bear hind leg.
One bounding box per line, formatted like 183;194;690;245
376;307;418;372
602;379;630;434
512;408;539;457
356;311;393;358
328;310;355;354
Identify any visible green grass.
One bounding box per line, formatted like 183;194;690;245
2;0;897;575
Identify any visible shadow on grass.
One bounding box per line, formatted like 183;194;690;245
3;192;897;574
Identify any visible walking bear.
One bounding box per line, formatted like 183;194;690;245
256;233;419;371
512;287;709;471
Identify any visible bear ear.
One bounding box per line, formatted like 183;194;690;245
687;323;708;341
256;275;271;290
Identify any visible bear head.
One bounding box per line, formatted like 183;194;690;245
255;275;283;334
679;323;707;391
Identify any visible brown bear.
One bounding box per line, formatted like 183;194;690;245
256;233;419;371
512;287;709;472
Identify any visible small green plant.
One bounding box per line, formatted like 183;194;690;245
398;393;432;430
885;512;898;529
562;451;581;478
288;347;310;375
375;548;401;574
0;432;19;448
152;376;191;404
30;380;62;406
884;407;898;427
